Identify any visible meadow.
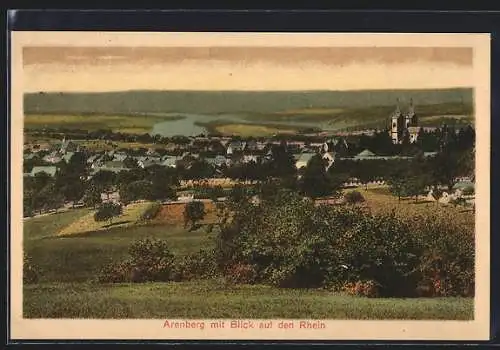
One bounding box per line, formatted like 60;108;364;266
24;113;184;135
22;186;474;319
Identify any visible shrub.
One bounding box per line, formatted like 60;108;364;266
173;249;220;281
140;202;161;222
98;238;176;283
412;213;475;297
344;190;365;205
23;253;40;284
212;189;474;297
225;263;258;285
342;280;380;298
97;260;133;283
336;211;421;297
215;191;365;288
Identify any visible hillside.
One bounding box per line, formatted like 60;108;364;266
24;88;473;115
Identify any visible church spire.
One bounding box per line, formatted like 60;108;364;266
393;98;401;118
408;98;415;117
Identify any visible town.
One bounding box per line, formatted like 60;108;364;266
23;102;475;218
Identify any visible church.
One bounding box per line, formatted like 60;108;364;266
389;99;421;144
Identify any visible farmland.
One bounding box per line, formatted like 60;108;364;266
24;113;184;135
23;188;474;319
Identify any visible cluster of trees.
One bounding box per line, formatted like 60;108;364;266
99;189;474;298
23;152;88;216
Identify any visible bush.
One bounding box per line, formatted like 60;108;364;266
213;189;474;297
140;202;161;222
23;253;40;284
344;190;365;205
342;280;380;298
336;211;421;297
225;263;258;285
173;249;220;281
215;191;365;288
412;213;474;297
98;238;176;283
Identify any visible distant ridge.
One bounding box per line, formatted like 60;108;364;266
24;88;473;115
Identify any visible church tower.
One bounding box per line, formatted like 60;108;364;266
390;99;402;144
406;98;417;126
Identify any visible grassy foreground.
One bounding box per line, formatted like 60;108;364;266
23;190;474;320
24;280;473;319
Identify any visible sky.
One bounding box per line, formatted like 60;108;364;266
22;46;474;92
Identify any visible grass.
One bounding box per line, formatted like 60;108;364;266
195;120;318;136
26;223;215;283
241;102;473;132
22;187;474;319
23;208;92;240
57;201;153;236
214;124;297;137
24;113;183;135
23;280;473;319
354;186;474;231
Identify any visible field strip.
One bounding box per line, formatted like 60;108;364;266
57;201;153;236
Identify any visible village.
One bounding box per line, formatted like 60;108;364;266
23;105;475;217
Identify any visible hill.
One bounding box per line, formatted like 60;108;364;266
24;88;473;115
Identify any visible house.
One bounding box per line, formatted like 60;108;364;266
245;140;258;151
60;138;80;153
30;166;58;177
62;152;75;163
113;152;128;162
322;152;335;170
295;152;316;169
43;151;62;164
423;152;438;158
86;154;100;164
226;141;246;155
146;148;160;157
205;155;229;168
354;149;377;160
161;156;182;168
101;160;129;173
23;153;37;161
242;155;259;164
138;158;162;169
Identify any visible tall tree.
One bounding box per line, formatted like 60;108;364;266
94;202;123;226
183;201;206;230
299;155;338;199
83;184;102;209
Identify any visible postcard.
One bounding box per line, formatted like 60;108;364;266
10;31;490;340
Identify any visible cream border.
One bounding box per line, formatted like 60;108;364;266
10;32;491;341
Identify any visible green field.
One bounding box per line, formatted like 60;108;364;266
23;197;474;319
24;209;214;283
24;281;472;319
24;113;184;134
